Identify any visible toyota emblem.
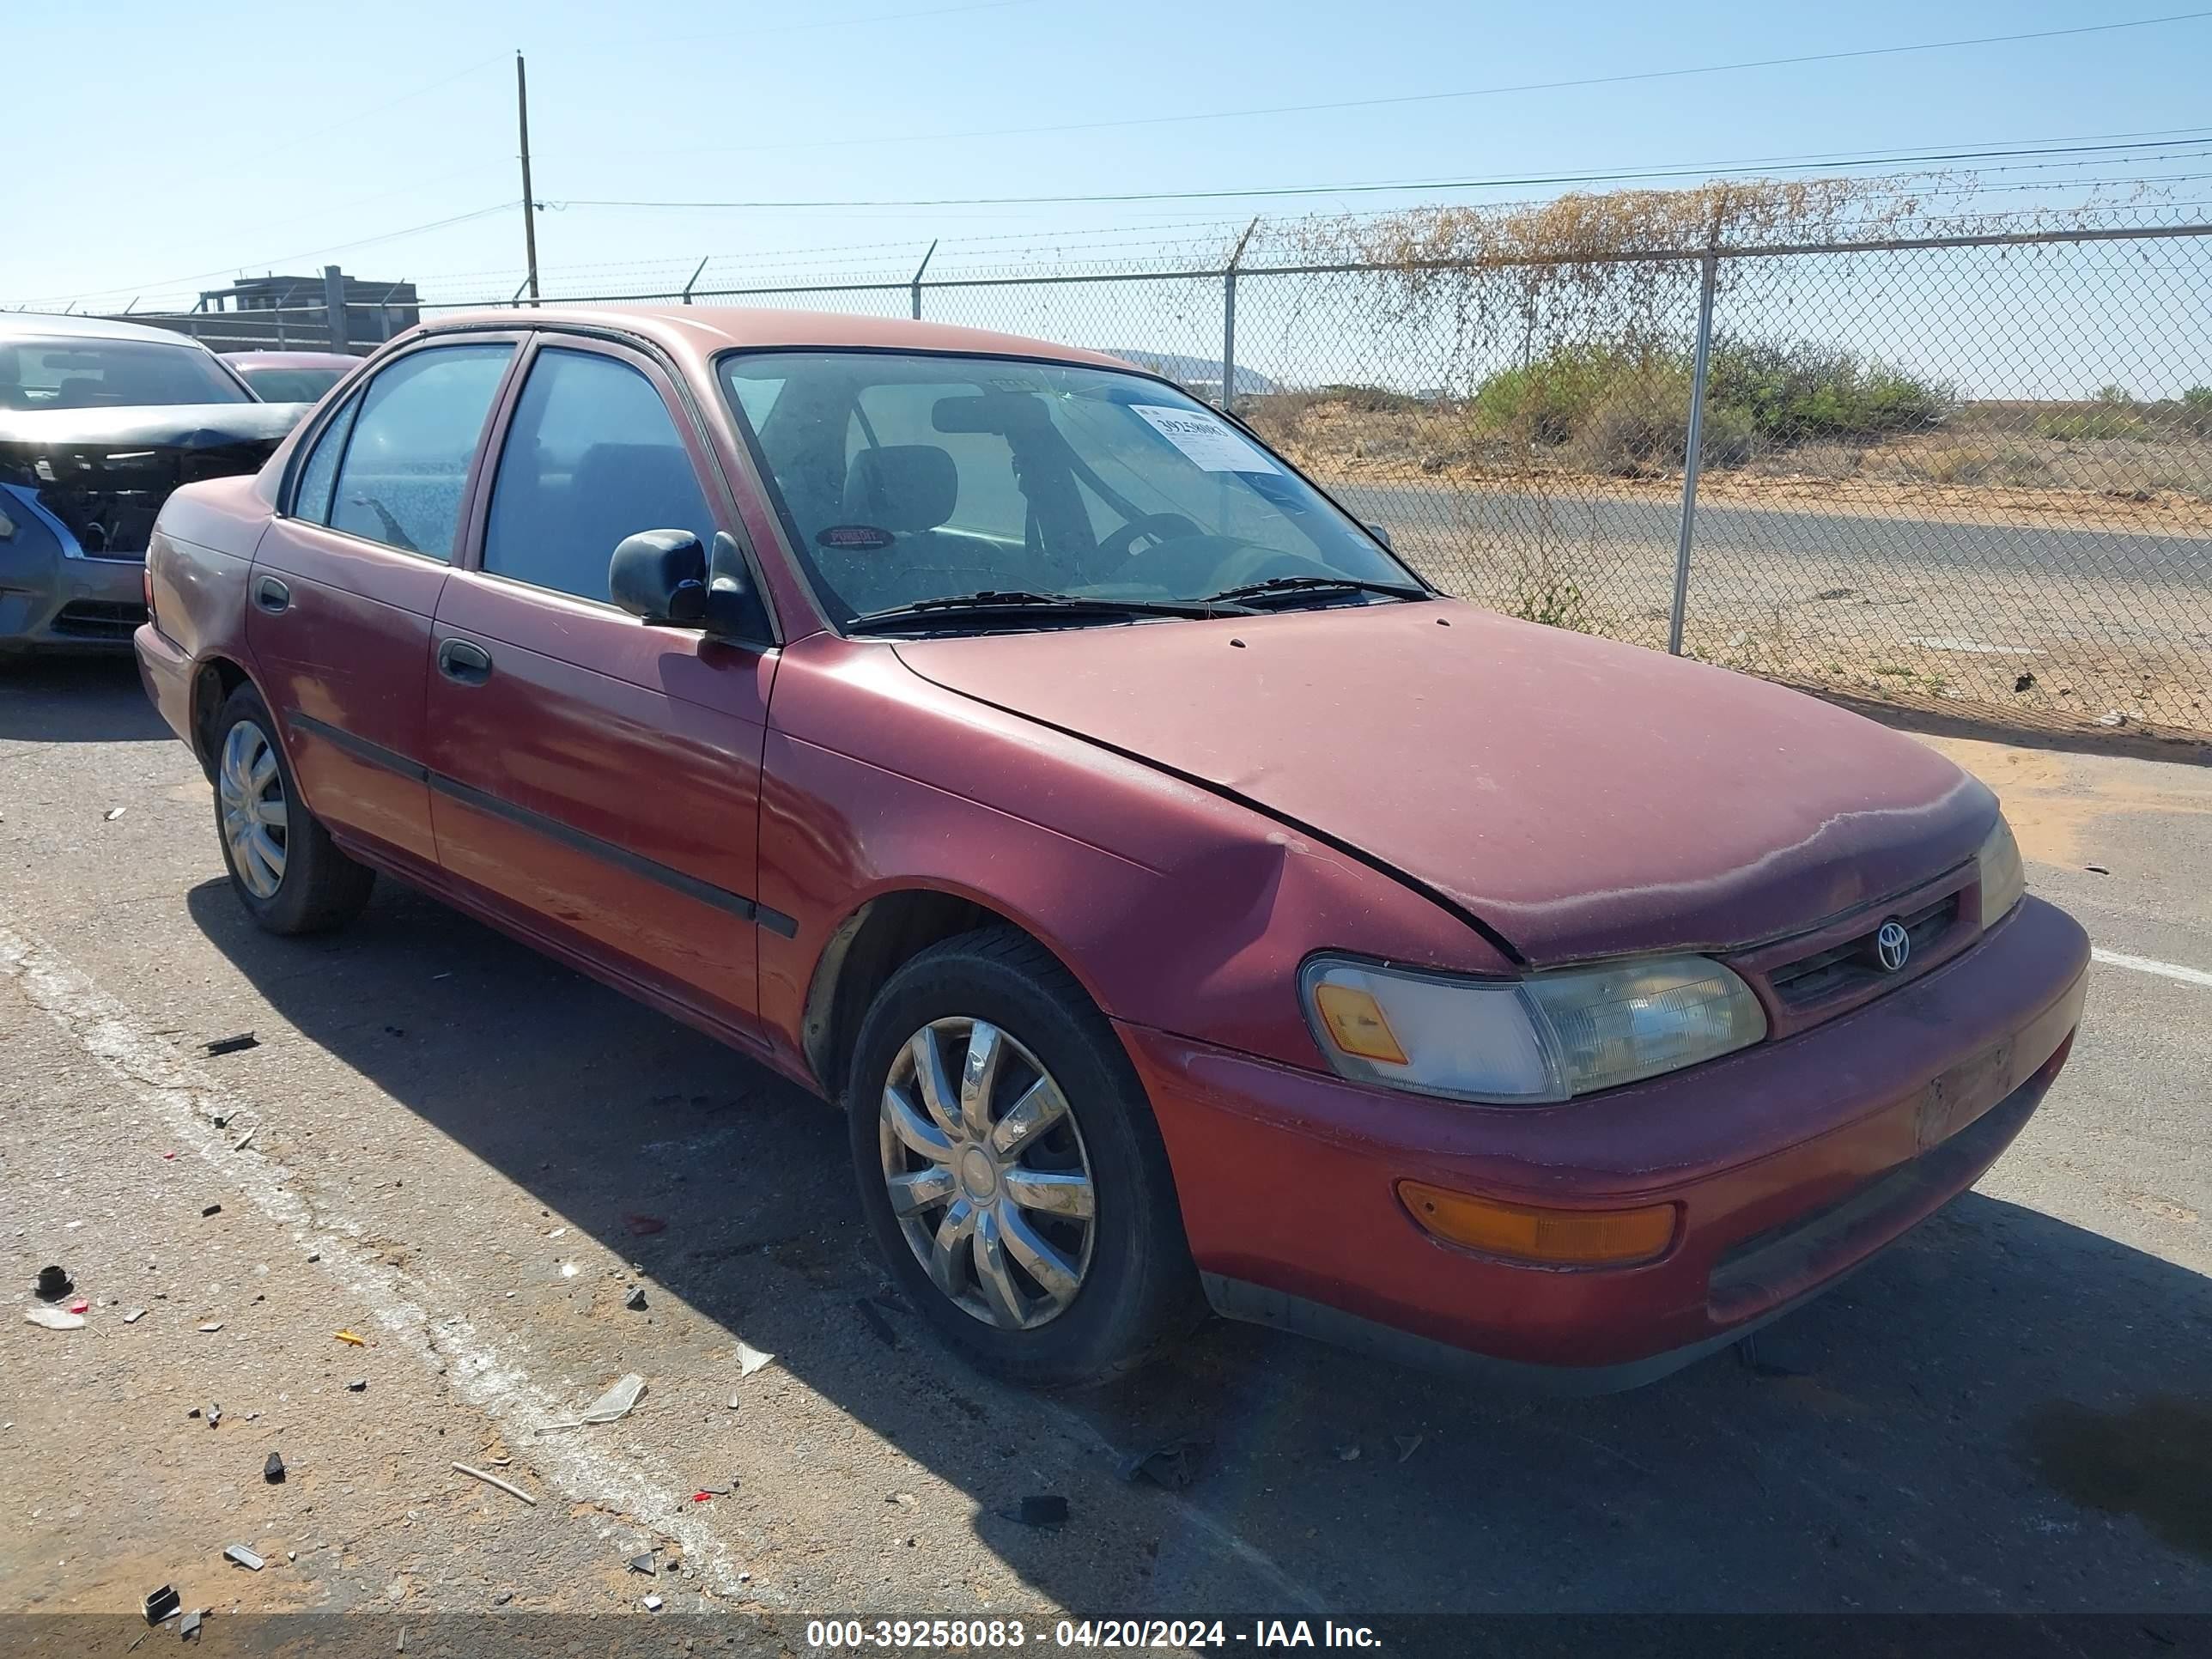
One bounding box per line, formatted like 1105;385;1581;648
1875;919;1911;973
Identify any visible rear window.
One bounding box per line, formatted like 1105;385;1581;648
236;366;348;404
0;339;250;410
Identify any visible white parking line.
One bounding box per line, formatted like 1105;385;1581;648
2092;946;2212;991
0;919;753;1601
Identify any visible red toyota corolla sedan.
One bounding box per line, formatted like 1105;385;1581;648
133;307;2088;1390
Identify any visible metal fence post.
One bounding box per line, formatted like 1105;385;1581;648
321;265;348;353
1221;217;1260;415
1668;247;1719;657
910;240;938;321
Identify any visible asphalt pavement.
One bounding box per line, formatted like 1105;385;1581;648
3;654;2209;1633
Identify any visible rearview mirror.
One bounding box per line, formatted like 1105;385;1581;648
610;528;762;637
1365;521;1395;551
610;529;708;625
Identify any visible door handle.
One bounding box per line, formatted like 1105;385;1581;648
253;574;290;615
437;637;494;686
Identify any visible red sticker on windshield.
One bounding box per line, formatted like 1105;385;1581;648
817;524;895;550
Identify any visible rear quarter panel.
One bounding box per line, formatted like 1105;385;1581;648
148;474;270;690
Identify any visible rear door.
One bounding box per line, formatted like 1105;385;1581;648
249;337;520;870
423;336;779;1035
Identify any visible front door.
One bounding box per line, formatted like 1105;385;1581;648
422;338;777;1035
248;338;519;870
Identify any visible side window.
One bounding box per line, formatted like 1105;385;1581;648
482;348;715;604
327;343;514;559
290;393;361;525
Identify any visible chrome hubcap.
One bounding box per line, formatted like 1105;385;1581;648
217;720;288;900
878;1018;1096;1331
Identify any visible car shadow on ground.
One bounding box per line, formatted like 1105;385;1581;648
185;874;2212;1615
0;653;167;743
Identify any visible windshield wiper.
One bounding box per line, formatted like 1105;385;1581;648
846;589;1253;634
1202;575;1430;608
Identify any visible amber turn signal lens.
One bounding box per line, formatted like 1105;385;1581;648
1312;982;1408;1064
1397;1181;1676;1266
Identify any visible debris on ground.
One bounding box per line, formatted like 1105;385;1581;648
1118;1436;1211;1491
623;1214;666;1237
2099;710;2130;726
34;1264;73;1300
264;1451;286;1484
628;1553;658;1576
543;1371;647;1431
853;1297;901;1349
65;1297;88;1314
123;1307;148;1324
726;1394;741;1411
1333;1439;1361;1462
492;1590;514;1607
1394;1434;1425;1463
334;1330;366;1346
223;1545;265;1571
231;1127;256;1152
452;1461;538;1506
141;1585;181;1626
623;1286;648;1312
642;1595;664;1613
25;1304;85;1331
200;1205;222;1218
203;1032;258;1056
105;806;126;822
889;1492;917;1507
207;1405;222;1428
1001;1494;1069;1528
197;1321;222;1334
179;1608;203;1641
735;1340;775;1377
2014;672;2036;693
347;1377;368;1392
2086;864;2112;875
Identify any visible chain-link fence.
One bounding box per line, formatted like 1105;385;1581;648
202;208;2212;740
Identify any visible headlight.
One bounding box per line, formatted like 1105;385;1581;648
1301;953;1766;1104
1978;814;2026;923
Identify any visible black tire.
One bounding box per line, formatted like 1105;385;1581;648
211;682;374;936
847;925;1203;1388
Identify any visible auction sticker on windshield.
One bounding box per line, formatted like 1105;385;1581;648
1129;404;1280;473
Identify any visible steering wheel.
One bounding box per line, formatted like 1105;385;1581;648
1095;512;1202;564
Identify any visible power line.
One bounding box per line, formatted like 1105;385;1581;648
556;133;2212;212
548;9;2212;163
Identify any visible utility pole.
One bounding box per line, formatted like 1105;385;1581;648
515;52;540;305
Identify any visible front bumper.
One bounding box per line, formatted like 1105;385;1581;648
0;485;146;650
1123;894;2089;1390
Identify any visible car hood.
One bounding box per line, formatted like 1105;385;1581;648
0;403;309;448
891;601;1995;965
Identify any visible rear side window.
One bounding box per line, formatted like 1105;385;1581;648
326;343;513;559
291;394;362;524
482;348;715;604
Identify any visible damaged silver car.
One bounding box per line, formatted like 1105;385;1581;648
1;315;307;651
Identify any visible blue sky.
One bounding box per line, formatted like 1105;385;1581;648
7;1;2209;309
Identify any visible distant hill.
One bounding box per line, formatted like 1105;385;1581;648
1104;349;1279;397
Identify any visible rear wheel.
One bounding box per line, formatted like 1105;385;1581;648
848;926;1202;1388
212;683;374;935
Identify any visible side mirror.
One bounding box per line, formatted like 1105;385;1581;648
609;527;763;637
1365;521;1395;551
610;529;708;625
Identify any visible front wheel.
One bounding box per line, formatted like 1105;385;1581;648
212;683;374;935
847;926;1202;1388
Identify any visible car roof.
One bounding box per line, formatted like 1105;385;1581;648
0;312;225;351
412;305;1138;374
222;350;360;368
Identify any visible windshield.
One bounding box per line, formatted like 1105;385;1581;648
0;337;252;410
235;365;346;404
718;350;1421;625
